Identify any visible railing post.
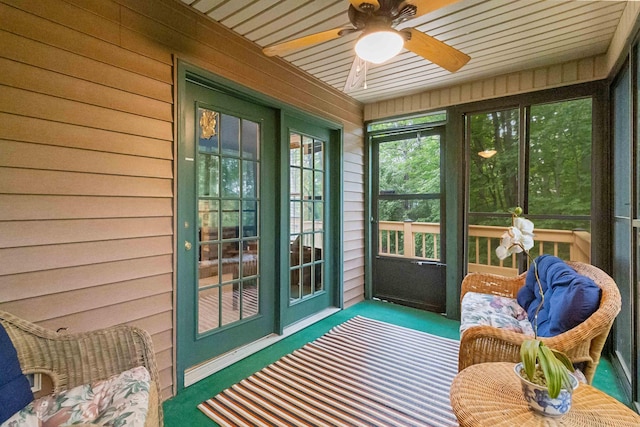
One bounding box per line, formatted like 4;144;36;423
403;220;414;257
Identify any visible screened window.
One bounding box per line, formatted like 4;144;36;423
467;98;593;275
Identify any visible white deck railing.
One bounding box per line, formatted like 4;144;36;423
378;221;591;277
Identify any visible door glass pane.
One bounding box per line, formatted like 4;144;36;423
314;140;324;169
289;133;325;303
371;118;446;313
242;160;258;198
290;201;301;234
242;201;258;238
302;168;313;201
242;120;259;160
314;171;323;199
241;280;259;318
377;133;442;260
290;134;301;166
221;283;240;326
198;288;219;333
220;114;240;156
198;155;219;197
197;107;261;335
379;135;441;194
378;199;441;259
199;200;219;241
221;158;240;197
303;136;314;168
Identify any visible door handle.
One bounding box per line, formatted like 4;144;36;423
412;260;446;267
185;241;192;251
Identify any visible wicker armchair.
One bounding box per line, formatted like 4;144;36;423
0;310;163;426
458;261;622;384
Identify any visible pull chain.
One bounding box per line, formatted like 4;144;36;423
363;61;368;90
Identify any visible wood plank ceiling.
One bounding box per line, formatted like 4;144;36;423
179;0;628;103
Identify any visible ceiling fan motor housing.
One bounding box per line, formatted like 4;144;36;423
349;0;418;30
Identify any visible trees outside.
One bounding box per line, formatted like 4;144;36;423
374;125;443;259
468;108;520;214
372;98;593;265
468;98;591;225
528;99;592;218
377;134;441;223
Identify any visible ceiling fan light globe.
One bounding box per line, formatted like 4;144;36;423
355;31;404;64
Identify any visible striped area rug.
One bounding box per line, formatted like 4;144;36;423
198;316;460;427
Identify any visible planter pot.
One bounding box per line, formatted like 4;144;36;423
514;362;579;417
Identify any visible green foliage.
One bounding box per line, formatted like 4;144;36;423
528;99;592;216
521;339;575;398
468;109;520;213
377;134;441;223
467;98;592;216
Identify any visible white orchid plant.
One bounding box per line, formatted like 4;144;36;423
495;207;535;260
495;207;574;398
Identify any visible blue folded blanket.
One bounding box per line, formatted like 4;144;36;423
517;255;601;337
0;324;33;424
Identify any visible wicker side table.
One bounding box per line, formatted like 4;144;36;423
450;362;640;427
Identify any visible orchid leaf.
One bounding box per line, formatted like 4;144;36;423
538;344;563;397
520;339;540;381
551;348;574;371
538;344;572;398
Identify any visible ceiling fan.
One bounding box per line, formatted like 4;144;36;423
262;0;470;92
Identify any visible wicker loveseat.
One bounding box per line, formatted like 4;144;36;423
458;261;621;384
0;310;163;426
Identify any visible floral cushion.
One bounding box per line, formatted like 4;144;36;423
460;291;535;335
1;366;150;427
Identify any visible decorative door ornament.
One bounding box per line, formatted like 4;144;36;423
200;110;218;139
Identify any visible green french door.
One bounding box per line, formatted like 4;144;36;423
177;79;277;387
281;116;336;326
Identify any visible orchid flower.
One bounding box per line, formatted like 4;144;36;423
495;208;543;337
496;216;535;260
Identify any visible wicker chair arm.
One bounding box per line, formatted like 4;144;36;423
0;310;163;425
459;326;532;371
460;271;526;301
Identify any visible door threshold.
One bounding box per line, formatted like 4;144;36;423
184;307;341;387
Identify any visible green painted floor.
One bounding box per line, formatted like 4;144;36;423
163;300;629;426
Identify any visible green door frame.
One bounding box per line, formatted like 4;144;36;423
176;61;344;389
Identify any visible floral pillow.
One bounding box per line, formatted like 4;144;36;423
2;366;150;427
460;291;535;335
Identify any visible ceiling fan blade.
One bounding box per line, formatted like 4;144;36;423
349;0;380;12
403;28;470;72
263;28;347;57
344;56;368;93
401;0;462;19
